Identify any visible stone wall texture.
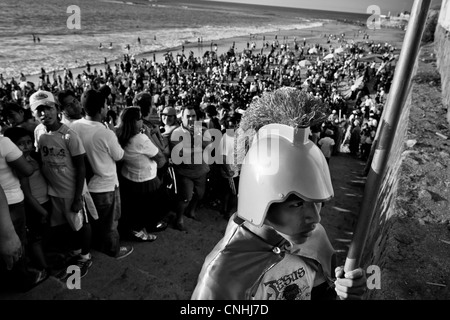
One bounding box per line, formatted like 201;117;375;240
435;0;450;122
360;1;450;299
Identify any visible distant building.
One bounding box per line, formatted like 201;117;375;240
380;10;409;29
391;11;411;21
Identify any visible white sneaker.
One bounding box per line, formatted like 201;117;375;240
115;245;134;260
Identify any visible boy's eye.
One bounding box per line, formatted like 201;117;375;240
290;201;304;208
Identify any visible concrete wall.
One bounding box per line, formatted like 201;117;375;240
360;54;449;299
358;1;450;299
360;81;412;300
435;0;450;123
361;94;413;299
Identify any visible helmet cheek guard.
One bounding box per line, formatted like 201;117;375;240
237;124;334;227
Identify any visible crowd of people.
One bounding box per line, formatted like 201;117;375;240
0;30;396;294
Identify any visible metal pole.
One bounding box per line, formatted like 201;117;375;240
344;0;432;273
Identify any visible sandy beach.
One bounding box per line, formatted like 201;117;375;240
22;21;405;87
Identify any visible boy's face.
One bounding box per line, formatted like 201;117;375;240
162;113;176;126
265;195;322;245
7;110;24;126
227;121;236;130
61;95;82;119
35;104;59;128
15;135;33;157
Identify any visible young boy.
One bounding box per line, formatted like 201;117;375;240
4;127;49;273
30;90;94;278
192;88;366;300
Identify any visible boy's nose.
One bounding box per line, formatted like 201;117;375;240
305;203;322;224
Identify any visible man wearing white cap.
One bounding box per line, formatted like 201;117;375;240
30;90;95;277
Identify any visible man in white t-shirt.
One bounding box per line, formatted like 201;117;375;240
0;136;32;207
0;135;37;289
0;134;34;243
71;89;133;260
318;129;336;165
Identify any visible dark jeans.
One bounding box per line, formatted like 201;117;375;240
25;200;50;243
176;173;207;202
205;164;221;203
174;173;207;220
90;187;121;257
9;201;27;245
360;143;372;161
0;202;31;292
219;176;240;216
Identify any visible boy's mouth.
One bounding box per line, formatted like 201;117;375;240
299;225;316;237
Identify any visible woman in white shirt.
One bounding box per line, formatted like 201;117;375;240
116;107;166;242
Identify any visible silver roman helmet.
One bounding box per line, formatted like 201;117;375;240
235;87;334;226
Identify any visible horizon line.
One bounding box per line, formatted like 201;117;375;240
202;0;376;15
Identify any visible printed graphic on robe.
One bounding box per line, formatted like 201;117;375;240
262;267;311;300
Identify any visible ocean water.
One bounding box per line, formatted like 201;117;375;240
0;0;369;79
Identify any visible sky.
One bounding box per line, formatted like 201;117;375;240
205;0;442;15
